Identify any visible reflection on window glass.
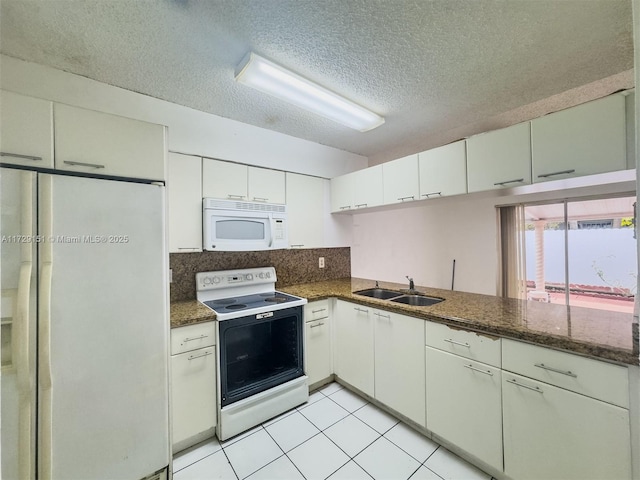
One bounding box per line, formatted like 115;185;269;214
523;196;636;313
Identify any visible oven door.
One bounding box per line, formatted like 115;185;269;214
218;306;304;407
203;209;272;251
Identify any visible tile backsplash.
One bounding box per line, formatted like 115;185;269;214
169;247;350;302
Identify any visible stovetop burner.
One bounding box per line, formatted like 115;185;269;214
264;296;289;303
226;304;248;310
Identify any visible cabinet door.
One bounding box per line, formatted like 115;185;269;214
1;90;54;168
531;94;626;182
54;103;166;180
202;159;248;200
171;346;217;449
374;310;425;426
333;301;374;397
353;165;383;209
382;154;420;204
502;372;631;480
248;166;285;204
286;172;325;248
418;141;467;198
466;122;531;193
330;173;354;212
167;153;202;252
304;304;332;386
426;348;502;470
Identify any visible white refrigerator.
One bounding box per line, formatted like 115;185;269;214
1;167;170;479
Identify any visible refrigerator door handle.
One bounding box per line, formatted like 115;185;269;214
38;174;53;480
15;172;34;479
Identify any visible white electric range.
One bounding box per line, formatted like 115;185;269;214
196;267;309;440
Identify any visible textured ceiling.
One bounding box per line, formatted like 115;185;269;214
0;0;634;164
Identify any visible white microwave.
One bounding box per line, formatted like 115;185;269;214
203;198;288;251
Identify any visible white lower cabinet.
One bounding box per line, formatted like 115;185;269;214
502;371;631;480
426;347;502;471
374;310;425;426
170;322;217;453
304;300;332;385
333;300;374;397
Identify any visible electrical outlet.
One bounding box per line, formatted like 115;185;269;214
319;257;325;268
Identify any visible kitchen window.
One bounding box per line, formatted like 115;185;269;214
499;195;637;313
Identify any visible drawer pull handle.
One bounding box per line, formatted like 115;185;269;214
354;307;369;313
537;169;576;178
312;308;327;313
253;197;268;202
309;322;325;329
355;203;368;208
421;192;442;197
374;312;390;319
339;205;351;210
290;244;304;247
183;334;208;343
227;194;246;200
63;160;105;169
464;364;493;376
506;378;543;394
534;363;577;378
493;178;524;186
177;247;200;250
1;152;42;161
398;196;415;202
188;351;213;361
443;338;470;348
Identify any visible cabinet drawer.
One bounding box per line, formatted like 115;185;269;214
304;300;329;322
171;322;216;354
426;322;501;367
502;339;628;408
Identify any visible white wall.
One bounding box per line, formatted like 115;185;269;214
351;171;636;295
0;55;367;179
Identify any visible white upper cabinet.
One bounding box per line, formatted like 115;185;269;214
202;159;248;200
248;166;286;204
54;103;166;180
202;159;285;204
1;90;54;169
353;165;383;209
531;94;627;182
286;172;325;248
418;140;467;199
167;153;202;253
466;122;532;193
383;154;420;204
330;172;355;212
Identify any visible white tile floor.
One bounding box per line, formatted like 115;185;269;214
173;382;494;480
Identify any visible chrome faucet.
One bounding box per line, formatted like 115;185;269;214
406;276;415;292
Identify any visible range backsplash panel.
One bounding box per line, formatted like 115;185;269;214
170;247;350;302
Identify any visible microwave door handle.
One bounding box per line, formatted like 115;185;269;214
268;216;275;247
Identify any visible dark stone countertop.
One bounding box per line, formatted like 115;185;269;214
171;277;639;365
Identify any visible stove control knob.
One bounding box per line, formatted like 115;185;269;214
265;272;271;278
258;272;265;279
246;274;253;281
212;276;221;284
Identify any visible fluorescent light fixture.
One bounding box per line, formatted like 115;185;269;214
235;52;385;132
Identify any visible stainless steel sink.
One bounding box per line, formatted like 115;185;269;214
353;288;402;300
390;295;444;306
